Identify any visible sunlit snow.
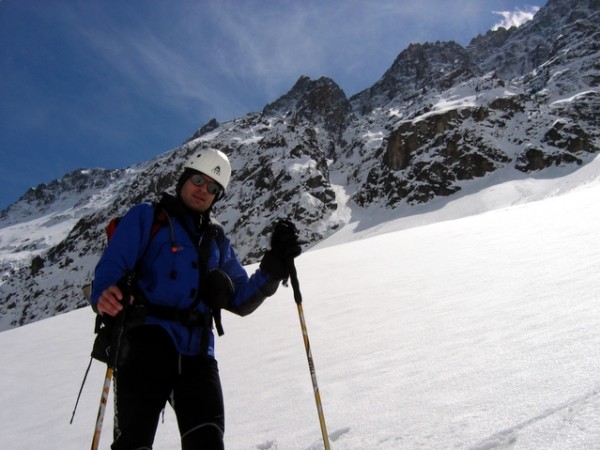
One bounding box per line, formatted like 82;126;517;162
1;156;600;449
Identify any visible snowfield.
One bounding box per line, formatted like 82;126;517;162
1;156;600;449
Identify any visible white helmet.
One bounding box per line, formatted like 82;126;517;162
184;148;231;190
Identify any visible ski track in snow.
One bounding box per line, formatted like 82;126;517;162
253;427;349;450
469;387;600;450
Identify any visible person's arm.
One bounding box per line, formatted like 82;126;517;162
210;220;302;316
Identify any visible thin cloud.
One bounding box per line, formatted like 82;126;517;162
198;0;485;98
55;3;230;117
59;1;332;120
53;0;539;122
492;6;540;30
201;2;337;97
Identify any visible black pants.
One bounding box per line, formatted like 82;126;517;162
112;326;225;450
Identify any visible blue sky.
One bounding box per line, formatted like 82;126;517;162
0;0;545;210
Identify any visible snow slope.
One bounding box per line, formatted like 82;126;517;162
1;156;600;449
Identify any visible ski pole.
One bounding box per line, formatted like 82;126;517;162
91;366;113;450
91;271;135;450
70;356;94;424
288;259;331;450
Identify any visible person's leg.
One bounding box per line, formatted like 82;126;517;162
172;355;225;450
112;326;177;450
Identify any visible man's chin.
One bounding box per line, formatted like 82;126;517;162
191;201;210;212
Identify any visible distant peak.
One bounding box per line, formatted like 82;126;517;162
261;76;352;137
263;75;344;116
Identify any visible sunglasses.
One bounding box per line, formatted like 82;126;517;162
190;173;223;196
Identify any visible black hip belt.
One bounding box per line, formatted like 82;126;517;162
143;303;212;328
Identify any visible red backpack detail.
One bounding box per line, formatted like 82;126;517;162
105;208;169;245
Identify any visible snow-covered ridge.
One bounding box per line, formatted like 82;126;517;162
0;0;598;331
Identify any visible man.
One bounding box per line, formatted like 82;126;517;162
91;148;301;449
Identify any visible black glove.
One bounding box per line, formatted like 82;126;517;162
203;269;235;309
259;220;302;280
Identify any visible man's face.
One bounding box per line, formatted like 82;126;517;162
179;173;219;212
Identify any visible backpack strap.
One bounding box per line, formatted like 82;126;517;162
105;217;121;242
197;223;226;336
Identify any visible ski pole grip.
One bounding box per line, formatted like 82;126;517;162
108;270;136;368
287;258;302;305
116;270;136;299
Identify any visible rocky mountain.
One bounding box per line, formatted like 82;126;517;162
0;0;598;330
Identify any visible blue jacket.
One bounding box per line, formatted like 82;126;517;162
90;197;279;357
